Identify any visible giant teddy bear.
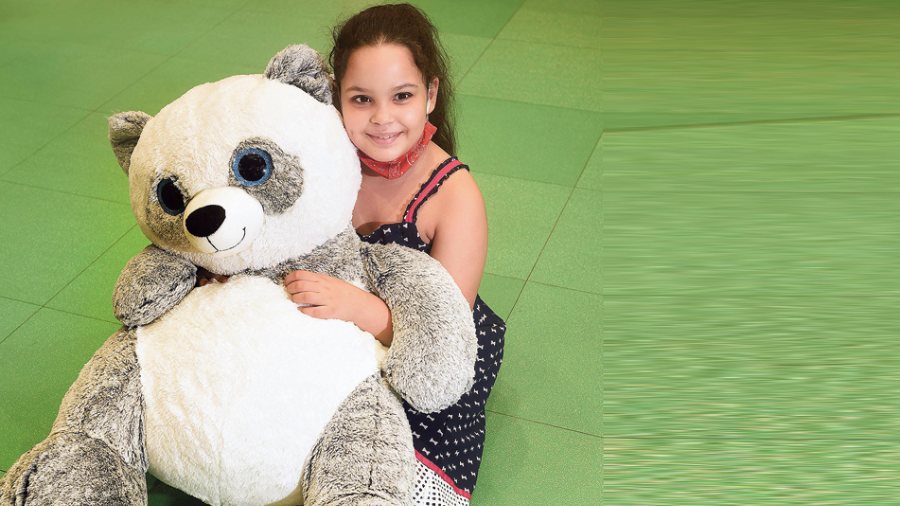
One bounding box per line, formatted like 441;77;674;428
0;45;476;506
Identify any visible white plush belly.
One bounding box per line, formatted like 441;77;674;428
136;275;381;506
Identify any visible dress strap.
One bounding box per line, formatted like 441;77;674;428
403;157;468;223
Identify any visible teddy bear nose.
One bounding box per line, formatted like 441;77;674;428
185;205;226;238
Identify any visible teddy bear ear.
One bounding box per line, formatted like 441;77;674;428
265;44;333;105
108;111;152;175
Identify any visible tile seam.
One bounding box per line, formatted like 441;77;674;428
455;0;527;87
39;224;139;321
0;109;94;181
458;91;602;115
92;1;257;115
604;112;900;133
1;180;133;207
485;409;602;440
0;305;41;347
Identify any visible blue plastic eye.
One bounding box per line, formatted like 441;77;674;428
232;147;273;186
157;177;186;215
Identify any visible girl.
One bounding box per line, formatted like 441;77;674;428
283;3;505;503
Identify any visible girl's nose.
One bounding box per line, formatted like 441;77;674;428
370;103;392;125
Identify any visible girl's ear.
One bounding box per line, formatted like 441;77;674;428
426;77;439;115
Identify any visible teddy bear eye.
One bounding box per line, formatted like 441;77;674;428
232;147;273;186
156;177;186;216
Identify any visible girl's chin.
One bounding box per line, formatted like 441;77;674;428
361;144;413;162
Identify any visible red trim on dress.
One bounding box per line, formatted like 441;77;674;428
415;450;473;500
404;159;463;223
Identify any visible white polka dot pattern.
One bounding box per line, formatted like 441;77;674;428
413;460;471;506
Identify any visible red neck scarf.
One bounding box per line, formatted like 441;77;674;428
358;122;437;179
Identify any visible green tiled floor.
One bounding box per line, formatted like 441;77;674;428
1;0;898;504
458;95;603;186
0;308;120;469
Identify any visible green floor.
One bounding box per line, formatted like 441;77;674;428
1;0;898;504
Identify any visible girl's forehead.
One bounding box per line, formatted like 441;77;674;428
343;43;425;88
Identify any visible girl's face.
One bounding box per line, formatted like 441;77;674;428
339;43;437;162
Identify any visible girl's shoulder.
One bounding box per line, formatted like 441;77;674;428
416;155;486;243
420;151;483;210
436;161;481;203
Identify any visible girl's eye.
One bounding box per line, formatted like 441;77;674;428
351;95;371;104
395;92;413;101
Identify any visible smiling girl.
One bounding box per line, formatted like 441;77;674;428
282;4;505;503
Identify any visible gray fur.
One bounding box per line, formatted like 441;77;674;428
302;374;414;505
265;44;333;105
0;432;147;506
363;242;478;413
144;177;193;250
0;330;147;505
108;111;151;174
229;137;304;215
254;227;478;413
113;246;197;327
50;329;147;469
249;226;366;285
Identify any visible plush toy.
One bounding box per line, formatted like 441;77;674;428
0;45;476;506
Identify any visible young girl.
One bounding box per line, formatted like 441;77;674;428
282;3;505;503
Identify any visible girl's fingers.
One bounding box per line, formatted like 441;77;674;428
299;305;329;319
284;270;320;284
285;280;320;295
290;292;323;306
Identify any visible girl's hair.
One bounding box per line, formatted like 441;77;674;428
330;3;456;155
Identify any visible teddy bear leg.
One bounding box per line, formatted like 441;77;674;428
0;329;148;505
301;374;415;506
0;431;147;505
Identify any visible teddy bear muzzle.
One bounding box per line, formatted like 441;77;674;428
182;186;263;255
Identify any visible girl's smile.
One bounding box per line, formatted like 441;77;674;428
367;131;402;145
339;43;437;163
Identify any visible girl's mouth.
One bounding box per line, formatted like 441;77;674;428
367;132;401;145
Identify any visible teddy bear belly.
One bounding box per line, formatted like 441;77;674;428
135;275;380;506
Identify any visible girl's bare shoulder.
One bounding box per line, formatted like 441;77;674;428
417;161;486;242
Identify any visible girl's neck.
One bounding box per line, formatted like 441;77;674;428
352;142;451;235
357;121;437;180
361;142;447;184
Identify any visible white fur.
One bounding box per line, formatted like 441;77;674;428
128;75;362;274
183;187;264;255
136;276;379;505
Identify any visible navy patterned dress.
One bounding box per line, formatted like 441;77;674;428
359;157;506;504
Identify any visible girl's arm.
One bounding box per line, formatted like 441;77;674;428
421;169;488;309
284;171;488;345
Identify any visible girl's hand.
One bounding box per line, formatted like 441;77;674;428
283;270;367;321
283;270;394;345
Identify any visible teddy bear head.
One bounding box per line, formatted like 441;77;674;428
108;45;360;275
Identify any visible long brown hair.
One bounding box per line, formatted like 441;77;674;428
330;3;456;155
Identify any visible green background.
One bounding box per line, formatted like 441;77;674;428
1;0;898;504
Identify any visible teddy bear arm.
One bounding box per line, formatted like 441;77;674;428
363;244;478;413
301;374;414;506
113;245;197;327
0;329;147;505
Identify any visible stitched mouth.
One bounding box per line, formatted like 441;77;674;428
206;227;247;253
